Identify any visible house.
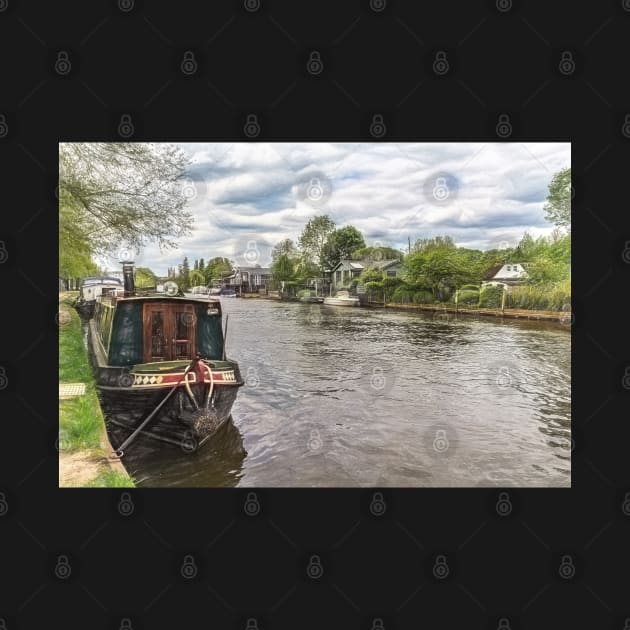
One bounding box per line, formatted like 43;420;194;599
330;259;403;291
222;265;272;293
483;262;530;287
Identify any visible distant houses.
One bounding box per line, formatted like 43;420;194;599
221;265;272;293
330;259;403;291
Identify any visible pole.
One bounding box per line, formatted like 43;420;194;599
501;284;506;315
222;314;229;360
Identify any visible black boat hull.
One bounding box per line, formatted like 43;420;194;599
74;300;96;320
98;381;241;450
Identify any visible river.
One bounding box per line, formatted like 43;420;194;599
120;298;571;487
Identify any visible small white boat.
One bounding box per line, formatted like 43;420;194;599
323;290;359;307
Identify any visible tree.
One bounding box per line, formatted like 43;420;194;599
351;245;403;262
543;167;571;231
199;258;205;274
204;257;233;284
135;267;157;289
272;238;299;262
298;215;336;270
320;226;366;271
59;143;193;266
181;257;191;290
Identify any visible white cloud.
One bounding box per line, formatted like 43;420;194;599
130;142;570;276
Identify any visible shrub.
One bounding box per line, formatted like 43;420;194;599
479;284;504;308
460;284;480;292
507;280;571;311
412;290;433;304
454;288;479;306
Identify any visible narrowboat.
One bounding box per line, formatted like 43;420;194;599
88;262;244;453
74;276;124;319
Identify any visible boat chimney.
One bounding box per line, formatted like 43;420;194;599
122;261;135;296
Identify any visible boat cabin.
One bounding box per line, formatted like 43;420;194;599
93;296;224;367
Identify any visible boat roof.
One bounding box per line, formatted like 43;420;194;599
82;276;123;285
100;294;221;306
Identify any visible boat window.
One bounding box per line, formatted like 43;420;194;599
174;309;194;360
150;310;166;360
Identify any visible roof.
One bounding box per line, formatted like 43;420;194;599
231;266;272;274
492;263;529;280
81;277;123;286
331;259;401;272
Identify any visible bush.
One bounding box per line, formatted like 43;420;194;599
507;280;571;311
460;284;480;292
479;284;504;308
412;290;433;304
392;286;414;303
296;289;312;299
454;288;479;306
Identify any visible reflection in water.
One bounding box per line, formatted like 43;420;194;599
111;418;247;488
116;299;571;487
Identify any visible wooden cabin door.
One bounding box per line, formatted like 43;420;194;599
143;303;196;362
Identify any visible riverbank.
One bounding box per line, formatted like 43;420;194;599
378;302;572;323
58;293;134;488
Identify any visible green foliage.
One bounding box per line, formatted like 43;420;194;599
321;225;366;271
352;245;403;262
204;257;233;284
298;215;336;270
479;284;505;308
412;290;433;304
59;143;193;273
543;167;571;230
86;470;135;488
135;267;157;289
507;279;571;311
454;288;480;306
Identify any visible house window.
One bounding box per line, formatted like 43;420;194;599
336;270;341;282
386;270;397;277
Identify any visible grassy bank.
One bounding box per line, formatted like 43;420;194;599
58;294;134;487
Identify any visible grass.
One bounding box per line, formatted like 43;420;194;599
86;470;135;488
58;294;134;487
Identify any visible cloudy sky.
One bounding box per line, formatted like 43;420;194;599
120;142;570;276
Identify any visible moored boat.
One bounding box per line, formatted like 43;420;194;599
74;276;124;320
88;263;244;453
299;290;324;304
323;290;360;307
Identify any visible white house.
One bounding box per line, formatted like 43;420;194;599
484;263;530;287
